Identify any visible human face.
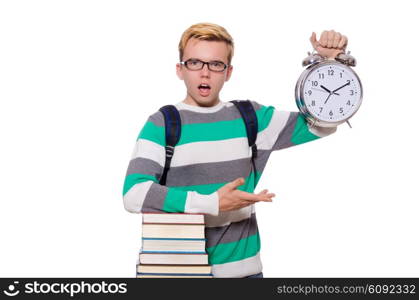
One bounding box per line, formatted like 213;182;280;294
176;39;233;107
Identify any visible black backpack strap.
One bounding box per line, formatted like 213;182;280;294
230;100;258;186
158;105;182;185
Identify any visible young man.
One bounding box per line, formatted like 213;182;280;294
123;23;348;278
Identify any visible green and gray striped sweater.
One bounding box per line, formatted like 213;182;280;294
123;100;336;278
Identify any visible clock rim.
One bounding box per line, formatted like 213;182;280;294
295;60;363;127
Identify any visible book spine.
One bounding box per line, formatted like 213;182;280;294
142;212;205;215
142;222;205;225
140;251;206;254
137;273;213;276
137;264;211;267
142;237;206;241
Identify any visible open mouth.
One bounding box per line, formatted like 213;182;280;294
198;83;211;90
198;84;211;96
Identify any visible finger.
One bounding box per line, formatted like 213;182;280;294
310;32;320;50
327;30;335;48
332;32;341;48
256;193;275;202
255;196;273;202
247;198;273;204
227;177;245;190
265;193;275;199
253;194;275;202
319;30;328;47
237;190;275;202
235;190;257;201
244;198;273;206
257;189;268;195
338;35;348;49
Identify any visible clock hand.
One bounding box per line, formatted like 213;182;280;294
332;81;350;94
324;92;332;104
321;85;338;104
320;85;331;93
317;86;340;96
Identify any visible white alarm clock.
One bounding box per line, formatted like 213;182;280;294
295;51;363;128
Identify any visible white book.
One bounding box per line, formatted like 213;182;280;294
137;264;212;274
139;253;208;265
137;274;213;278
142;224;205;239
142;213;204;224
142;238;206;252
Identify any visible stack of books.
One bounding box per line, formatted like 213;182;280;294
136;212;213;278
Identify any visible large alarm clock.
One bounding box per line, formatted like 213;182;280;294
295;51;363;128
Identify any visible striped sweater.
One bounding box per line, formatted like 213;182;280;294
123;100;336;278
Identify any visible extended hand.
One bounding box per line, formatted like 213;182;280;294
217;178;275;212
310;30;348;59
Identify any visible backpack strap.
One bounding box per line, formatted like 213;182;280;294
158;105;182;185
230;100;258;187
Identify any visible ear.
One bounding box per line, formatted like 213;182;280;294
225;65;233;82
176;63;184;80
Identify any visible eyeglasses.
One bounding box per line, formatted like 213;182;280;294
180;59;228;72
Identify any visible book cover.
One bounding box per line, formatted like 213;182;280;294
139;252;208;265
142;224;205;239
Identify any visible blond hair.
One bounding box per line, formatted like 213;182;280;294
178;23;234;64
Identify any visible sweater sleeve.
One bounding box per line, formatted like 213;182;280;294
122;112;219;216
254;101;337;152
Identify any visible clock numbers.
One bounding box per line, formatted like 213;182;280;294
302;63;361;123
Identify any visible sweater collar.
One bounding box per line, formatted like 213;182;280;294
175;100;226;113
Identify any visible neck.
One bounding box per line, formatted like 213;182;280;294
183;94;220;107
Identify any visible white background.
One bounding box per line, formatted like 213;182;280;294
1;0;418;277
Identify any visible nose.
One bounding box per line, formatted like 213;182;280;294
200;63;210;77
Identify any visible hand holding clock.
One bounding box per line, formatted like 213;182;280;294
310;30;348;59
296;30;362;128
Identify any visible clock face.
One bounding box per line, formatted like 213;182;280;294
302;63;362;123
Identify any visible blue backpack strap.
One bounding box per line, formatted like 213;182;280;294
230;100;258;187
158;105;182;185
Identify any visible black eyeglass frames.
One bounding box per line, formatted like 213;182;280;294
180;59;229;72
